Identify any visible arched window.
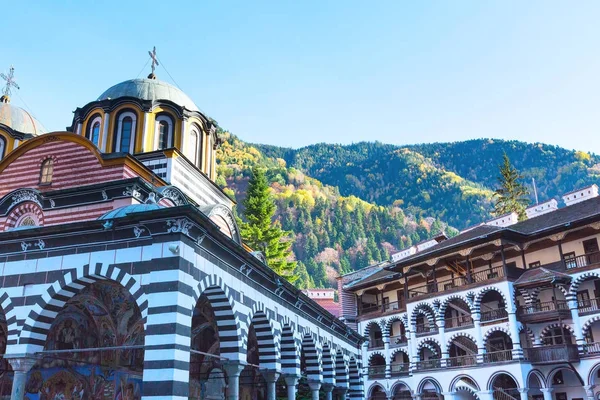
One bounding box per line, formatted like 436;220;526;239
18;216;37;228
39;159;54;185
114;111;137;153
86;115;102;147
0;136;5;161
188;127;203;167
155;115;173;150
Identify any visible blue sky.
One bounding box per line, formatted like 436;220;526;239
3;1;600;152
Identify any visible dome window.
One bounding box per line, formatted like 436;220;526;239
86;115;102;147
0;136;5;161
39;158;54;185
155;115;173;150
114;111;137;153
188;126;203;167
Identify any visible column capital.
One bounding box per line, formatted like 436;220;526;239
7;357;36;372
322;383;335;393
518;388;529;393
222;361;245;378
584;385;596;391
540;388;554;394
261;370;281;383
284;374;301;386
308;381;322;391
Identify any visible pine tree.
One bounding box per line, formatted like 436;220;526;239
493;154;530;221
239;167;298;282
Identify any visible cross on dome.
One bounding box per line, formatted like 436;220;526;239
148;46;159;79
0;65;19;102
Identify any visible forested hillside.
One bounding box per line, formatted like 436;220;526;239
217;133;600;289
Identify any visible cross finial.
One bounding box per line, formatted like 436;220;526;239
1;65;19;99
148;47;159;78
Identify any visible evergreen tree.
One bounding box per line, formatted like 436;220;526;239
493;154;530;221
239;167;298;282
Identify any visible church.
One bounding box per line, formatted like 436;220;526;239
0;57;364;400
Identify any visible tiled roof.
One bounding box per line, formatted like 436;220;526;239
514;267;572;287
312;298;341;317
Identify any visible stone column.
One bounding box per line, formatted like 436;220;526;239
8;358;36;400
284;375;300;400
437;317;447;367
412;394;422;400
261;370;281;400
337;388;348;400
477;390;494;400
323;384;335;400
409;327;418;371
383;333;391;378
473;312;484;362
508;311;522;358
569;297;585;346
223;362;245;400
518;388;529;400
541;388;554;400
584;385;596;400
309;381;322;400
443;392;456;400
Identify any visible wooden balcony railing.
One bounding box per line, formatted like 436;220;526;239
383;300;405;312
583;342;600;355
519;300;569;315
447;354;477;367
390;363;409;375
564;251;600;270
493;388;520;400
358;300;406;317
368;338;385;350
445;315;474;329
415;323;438;336
482;349;513;363
523;344;579;364
367;365;386;378
390;335;408;346
578;297;600;314
415;359;441;370
480;308;508;322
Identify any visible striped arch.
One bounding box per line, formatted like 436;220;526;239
280;320;300;376
363;320;384;337
4;201;44;230
335;349;349;388
527;369;547;389
389;347;410;364
391;381;412;396
450;374;480;392
445;332;478;353
0;291;18;347
439;294;473;317
488;371;521;391
367;382;388;398
417;377;442;393
384;315;407;336
582;315;600;340
322;342;336;385
19;263;148;352
301;332;323;382
367;350;386;365
416;338;441;357
411;302;437;325
546;366;583;388
193;274;244;362
348;356;363;399
519;325;535;345
473;286;509;312
247;303;280;371
518;287;538;305
483;326;512;345
539;323;576;341
570;272;600;297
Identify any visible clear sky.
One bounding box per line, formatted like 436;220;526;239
3;1;600;152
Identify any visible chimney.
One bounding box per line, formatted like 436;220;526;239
525;199;558;219
562;184;599;207
485;212;519;227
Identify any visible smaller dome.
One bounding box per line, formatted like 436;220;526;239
98;203;163;220
98;78;200;112
0;102;46;135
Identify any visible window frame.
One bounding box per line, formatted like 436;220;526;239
39;158;54;185
114;111;137;153
86;115;102;147
155;114;174;150
188;126;203;167
0;135;5;161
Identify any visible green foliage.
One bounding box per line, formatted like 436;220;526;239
493;154;530;220
239;166;298;282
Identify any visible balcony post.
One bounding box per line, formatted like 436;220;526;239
466;256;472;284
473;312;484;362
584;385;595;400
409;326;418;372
540;388;554;400
361;342;368;370
437;316;448;367
508;310;522;359
501;245;508;277
383;333;391;379
558;240;565;269
518;388;529;400
567;294;585;347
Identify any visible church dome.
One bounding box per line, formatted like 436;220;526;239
0;100;46;135
97;78;200;112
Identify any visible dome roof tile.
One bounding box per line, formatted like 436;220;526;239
0;102;46;136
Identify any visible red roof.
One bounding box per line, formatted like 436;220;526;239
312;298;341;317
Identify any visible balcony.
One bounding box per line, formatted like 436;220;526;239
415;359;441;371
523;344;579;364
390;363;409;376
447;354;477;368
564;251;600;270
368;338;385;350
517;300;571;323
415;323;438;336
480;308;508;323
407;265;522;300
358;300;406;318
583;342;600;356
482;349;513;363
367;365;386;379
445;315;474;330
390;334;408;347
578;297;600;315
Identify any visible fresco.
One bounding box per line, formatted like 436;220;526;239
26;281;145;400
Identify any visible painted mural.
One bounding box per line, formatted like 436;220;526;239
25;281;144;400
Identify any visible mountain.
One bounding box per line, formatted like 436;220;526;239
217;132;600;289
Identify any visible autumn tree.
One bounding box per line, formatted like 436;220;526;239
239;167;298;282
493;154;530;221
